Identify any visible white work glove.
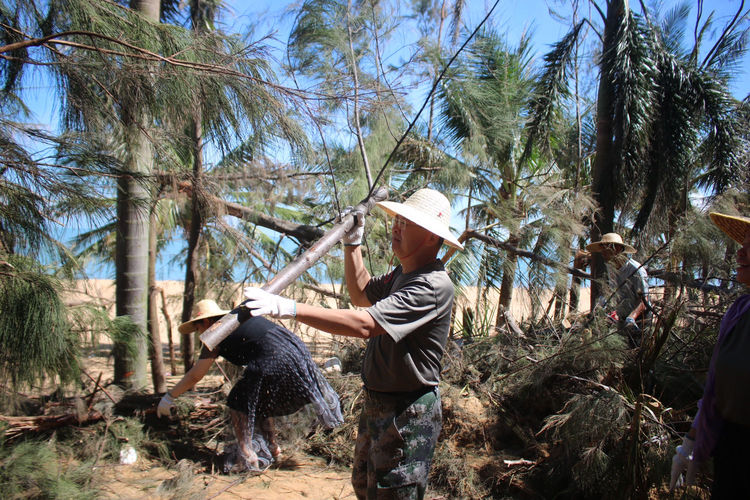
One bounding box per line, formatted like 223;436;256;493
339;206;365;246
669;436;694;490
156;392;175;418
243;287;296;319
624;317;640;332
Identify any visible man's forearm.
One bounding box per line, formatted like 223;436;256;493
345;245;372;307
629;300;647;320
295;303;384;339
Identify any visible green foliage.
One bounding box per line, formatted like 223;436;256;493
540;391;631;496
109;315;147;361
453;300;496;339
0;255;79;390
429;442;489;498
107;417;149;456
0;439;97;499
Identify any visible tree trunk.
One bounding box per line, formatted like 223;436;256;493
130;0;160;19
496;234;519;328
114;116;152;390
113;0;161;389
590;0;625;308
148;204;166;394
569;236;584;314
554;239;572;320
181;118;203;371
181;0;214;371
159;287;177;375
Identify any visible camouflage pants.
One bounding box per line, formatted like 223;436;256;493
351;386;441;500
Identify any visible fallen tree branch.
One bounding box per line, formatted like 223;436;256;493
646;269;729;293
0;410;104;440
497;305;525;338
163;178;325;245
504;458;535;467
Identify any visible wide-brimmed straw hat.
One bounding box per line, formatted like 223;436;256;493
376;188;463;250
586;233;636;254
178;299;230;334
710;212;750;244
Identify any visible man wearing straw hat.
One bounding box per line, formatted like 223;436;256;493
579;232;650;338
243;188;463;500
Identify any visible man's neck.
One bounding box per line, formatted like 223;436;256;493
400;252;439;273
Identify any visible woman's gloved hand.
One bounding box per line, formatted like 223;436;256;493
156;392;175;418
669;436;694;490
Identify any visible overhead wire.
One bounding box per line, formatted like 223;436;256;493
366;0;504;199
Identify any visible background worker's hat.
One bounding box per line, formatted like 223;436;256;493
586;233;636;254
376;188;463;250
178;299;229;334
710;212;750;244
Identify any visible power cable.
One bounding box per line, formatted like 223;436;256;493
367;0;504;198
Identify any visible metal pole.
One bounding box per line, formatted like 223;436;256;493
199;186;389;350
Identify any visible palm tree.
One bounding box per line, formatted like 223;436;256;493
439;27;540;317
110;0;161;390
524;0;748;304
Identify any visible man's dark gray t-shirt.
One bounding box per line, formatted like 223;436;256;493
362;259;454;393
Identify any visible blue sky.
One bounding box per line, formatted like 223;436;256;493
33;0;749;280
224;0;750;98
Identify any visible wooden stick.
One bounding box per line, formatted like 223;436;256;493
86;371;103;410
159;287;177;374
200;187;388;350
81;369;117;404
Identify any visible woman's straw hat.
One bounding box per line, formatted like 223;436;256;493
586;233;636;254
376;188;463;250
710;212;750;244
178;299;230;334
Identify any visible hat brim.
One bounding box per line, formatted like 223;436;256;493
377;200;463;250
178;311;229;334
585;241;636;254
710;212;750;244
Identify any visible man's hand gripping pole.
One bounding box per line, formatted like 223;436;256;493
199;187;388;351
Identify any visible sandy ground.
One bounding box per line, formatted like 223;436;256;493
68;279;591;499
80;336;357;499
93;455;355;500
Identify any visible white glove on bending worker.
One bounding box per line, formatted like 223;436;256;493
669;436;695;490
243;287;296;319
156;392;175;418
339;206;365;246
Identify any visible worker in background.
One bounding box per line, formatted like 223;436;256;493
576;232;650;344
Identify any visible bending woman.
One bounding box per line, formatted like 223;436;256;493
156;299;343;471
